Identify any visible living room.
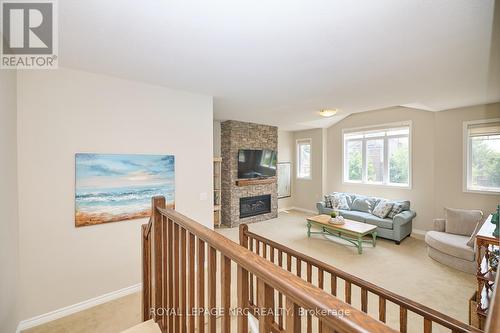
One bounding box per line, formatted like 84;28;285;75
1;1;499;333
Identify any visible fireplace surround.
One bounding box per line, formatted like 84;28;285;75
221;120;278;227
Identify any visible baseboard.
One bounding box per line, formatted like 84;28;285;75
289;206;317;214
411;228;426;240
278;207;293;213
16;283;142;332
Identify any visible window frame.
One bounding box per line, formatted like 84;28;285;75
342;121;412;189
463;118;500;195
296;138;312;180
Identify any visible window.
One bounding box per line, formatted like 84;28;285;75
343;124;411;187
297;139;312;179
465;120;500;193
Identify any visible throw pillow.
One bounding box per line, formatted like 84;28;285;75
324;194;333;208
331;193;350;210
387;201;410;219
372;200;394;219
466;218;486;248
351;197;376;213
444;208;483;236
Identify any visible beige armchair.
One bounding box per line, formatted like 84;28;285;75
425;208;483;274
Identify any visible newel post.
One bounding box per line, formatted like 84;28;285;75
239;224;249;248
238;224;250;333
152;196;166;323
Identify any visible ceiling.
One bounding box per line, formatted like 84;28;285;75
59;0;499;130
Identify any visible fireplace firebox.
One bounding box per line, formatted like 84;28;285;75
239;195;271;218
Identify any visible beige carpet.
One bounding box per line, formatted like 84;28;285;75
24;210;476;333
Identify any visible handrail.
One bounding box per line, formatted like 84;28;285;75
242;225;482;333
156;206;397;333
485;270;500;333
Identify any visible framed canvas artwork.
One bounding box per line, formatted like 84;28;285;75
277;162;291;198
75;153;175;227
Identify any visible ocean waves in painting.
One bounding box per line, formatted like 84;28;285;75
75;184;174;215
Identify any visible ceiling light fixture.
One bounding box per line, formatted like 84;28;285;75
319;109;338;117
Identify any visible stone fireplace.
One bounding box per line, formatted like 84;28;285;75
221;120;278;227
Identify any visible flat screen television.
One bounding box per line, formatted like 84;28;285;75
238;149;277;179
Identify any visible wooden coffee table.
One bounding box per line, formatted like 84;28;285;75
306;215;377;254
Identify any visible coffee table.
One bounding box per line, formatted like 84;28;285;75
306;215;377;254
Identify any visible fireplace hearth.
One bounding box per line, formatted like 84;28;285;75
240;195;271;219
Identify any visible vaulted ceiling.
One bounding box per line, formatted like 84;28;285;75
60;0;499;130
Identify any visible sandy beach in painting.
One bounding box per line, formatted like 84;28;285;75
75;154;175;227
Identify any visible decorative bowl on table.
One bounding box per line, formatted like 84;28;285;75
329;215;345;225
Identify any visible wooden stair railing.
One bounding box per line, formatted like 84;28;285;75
484;271;499;333
240;225;485;333
142;196;399;333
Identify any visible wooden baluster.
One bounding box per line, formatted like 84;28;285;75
270;245;275;263
287;254;292;272
238;226;249;333
257;279;274;333
306;263;312;333
197;239;205;333
278;250;284;329
424;318;432;333
237;264;249;333
180;228;187;333
174;223;180;331
361;288;368;313
152;197;166;323
345;281;352;304
331;273;337;296
167;219;174;332
188;233;195;333
296;258;302;277
318;268;324;333
400;307;407;333
208;247;217;333
379;297;386;323
162;217;168;330
249;238;254;305
141;224;151;321
221;255;231;333
263;242;267;259
285;297;301;333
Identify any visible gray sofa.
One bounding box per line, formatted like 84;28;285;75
317;193;416;244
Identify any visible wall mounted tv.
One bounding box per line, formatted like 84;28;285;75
238;149;277;179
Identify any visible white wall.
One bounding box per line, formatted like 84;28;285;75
0;71;19;333
277;131;294;210
17;68;214;320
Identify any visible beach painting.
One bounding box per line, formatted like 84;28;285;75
75;153;175;227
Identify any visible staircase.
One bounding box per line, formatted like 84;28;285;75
138;196;499;333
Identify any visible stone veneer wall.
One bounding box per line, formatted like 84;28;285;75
221;120;278;227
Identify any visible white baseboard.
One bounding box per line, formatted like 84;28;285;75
16;283;142;333
411;228;426;240
278;207;293;213
289;207;317;214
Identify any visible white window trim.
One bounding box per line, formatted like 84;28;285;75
296;138;312;180
463;118;500;195
342;121;413;189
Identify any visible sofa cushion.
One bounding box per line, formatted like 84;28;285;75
425;231;475;262
365;215;394;230
331;193;350;210
338;210;372;223
444;208;483;236
351;196;377;213
387;200;410;219
372;200;394;219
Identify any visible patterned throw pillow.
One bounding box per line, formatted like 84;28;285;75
324;194;333;208
387;201;410;219
331;193;350;210
372;200;394;219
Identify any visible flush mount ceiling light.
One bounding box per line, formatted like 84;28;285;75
319;109;338;117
